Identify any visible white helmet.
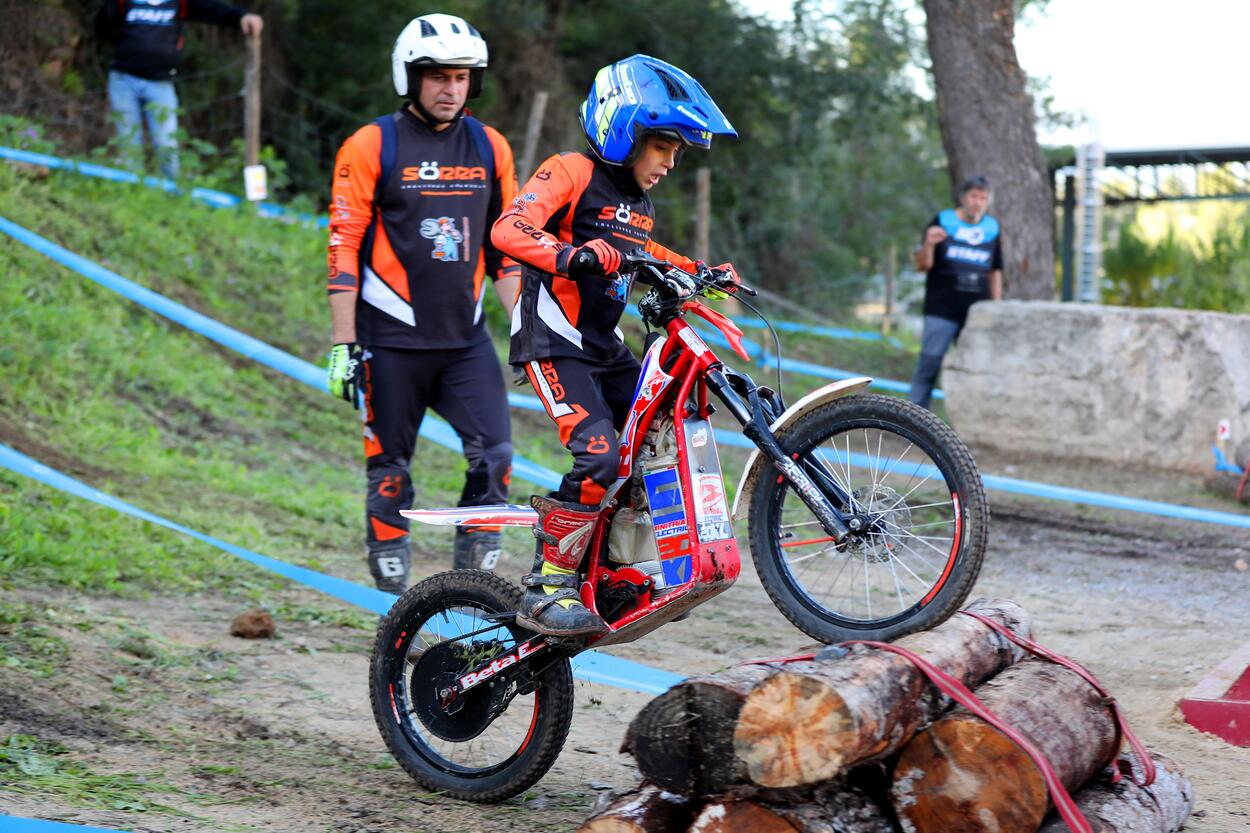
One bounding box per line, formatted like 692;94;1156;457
391;14;489;100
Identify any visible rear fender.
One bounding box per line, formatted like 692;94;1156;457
730;377;873;520
400;505;539;527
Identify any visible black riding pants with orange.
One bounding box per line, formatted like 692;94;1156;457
521;350;641;506
364;339;512;546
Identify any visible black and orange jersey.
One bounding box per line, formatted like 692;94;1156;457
327;108;521;349
490;151;694;365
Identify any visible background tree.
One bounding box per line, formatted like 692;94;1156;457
922;0;1055;299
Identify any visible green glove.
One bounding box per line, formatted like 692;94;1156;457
327;342;364;408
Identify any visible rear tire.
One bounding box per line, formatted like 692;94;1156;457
369;570;574;802
748;394;988;643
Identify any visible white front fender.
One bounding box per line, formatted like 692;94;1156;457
730;377;873;520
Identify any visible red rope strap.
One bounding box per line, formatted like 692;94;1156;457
957;610;1157;788
841;638;1093;833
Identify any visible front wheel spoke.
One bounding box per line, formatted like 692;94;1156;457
862;551;872;618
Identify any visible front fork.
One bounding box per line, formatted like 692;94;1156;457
705;368;854;543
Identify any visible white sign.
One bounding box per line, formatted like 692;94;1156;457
243;164;268;202
1217;419;1232;441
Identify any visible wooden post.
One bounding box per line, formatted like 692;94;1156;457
243;31;262;167
882;243;897;335
518;90;550;181
695;167;711;264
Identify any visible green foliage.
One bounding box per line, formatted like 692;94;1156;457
0;114;59;153
1104;211;1250;312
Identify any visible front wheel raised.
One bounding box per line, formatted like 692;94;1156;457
748;394;988;643
369;570;574;802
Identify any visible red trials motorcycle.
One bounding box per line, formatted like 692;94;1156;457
368;252;988;801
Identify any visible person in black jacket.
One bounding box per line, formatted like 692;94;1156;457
95;1;263;179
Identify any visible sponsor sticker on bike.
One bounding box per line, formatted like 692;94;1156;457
694;473;733;541
644;466;688;540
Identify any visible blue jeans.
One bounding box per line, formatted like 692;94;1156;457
908;315;962;409
108;70;179;179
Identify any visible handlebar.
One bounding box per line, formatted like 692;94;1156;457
620;249;758;297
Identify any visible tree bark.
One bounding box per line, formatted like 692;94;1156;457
577;784;695;833
690;781;896;833
1037;751;1195;833
892;658;1121;833
732;598;1033;788
923;0;1055;300
621;662;780;796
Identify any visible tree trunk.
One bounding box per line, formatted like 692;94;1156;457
892;658;1121;833
690;781;896;833
622;662;780;796
732;598;1033;788
1037;751;1195;833
577;784;695;833
923;0;1055;300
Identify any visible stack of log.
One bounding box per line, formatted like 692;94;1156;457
579;599;1195;833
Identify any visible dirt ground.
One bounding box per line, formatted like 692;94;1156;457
3;488;1250;832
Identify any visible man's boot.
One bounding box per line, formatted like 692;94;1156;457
453;527;502;571
368;540;410;594
516;495;608;637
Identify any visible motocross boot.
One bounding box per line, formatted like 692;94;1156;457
516;495;609;637
368;540;410;594
453;527;502;571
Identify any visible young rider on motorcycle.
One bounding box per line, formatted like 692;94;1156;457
490;55;737;637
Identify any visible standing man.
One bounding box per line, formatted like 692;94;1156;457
325;14;521;593
908;175;1003;409
95;0;263;180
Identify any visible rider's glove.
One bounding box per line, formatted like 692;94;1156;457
512;364;529;387
327;342;365;408
705;261;742;300
658;268;698;300
567;239;623;278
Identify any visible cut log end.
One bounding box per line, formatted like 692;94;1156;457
734;672;855;788
893;715;1049;833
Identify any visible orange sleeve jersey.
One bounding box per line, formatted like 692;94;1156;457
327;110;521;349
491;151;694;365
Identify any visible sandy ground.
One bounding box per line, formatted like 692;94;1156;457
3;491;1250;832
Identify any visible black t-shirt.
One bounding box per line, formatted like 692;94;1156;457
922;208;1003;325
96;0;246;80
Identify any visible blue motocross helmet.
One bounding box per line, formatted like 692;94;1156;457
580;55;737;166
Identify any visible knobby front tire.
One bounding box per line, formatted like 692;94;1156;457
748;394;988;643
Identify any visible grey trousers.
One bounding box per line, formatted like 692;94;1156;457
908;315;962;409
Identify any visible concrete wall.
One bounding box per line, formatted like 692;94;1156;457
942;301;1250;473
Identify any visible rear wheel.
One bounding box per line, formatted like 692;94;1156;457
748;394;988;643
369;570;574;802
